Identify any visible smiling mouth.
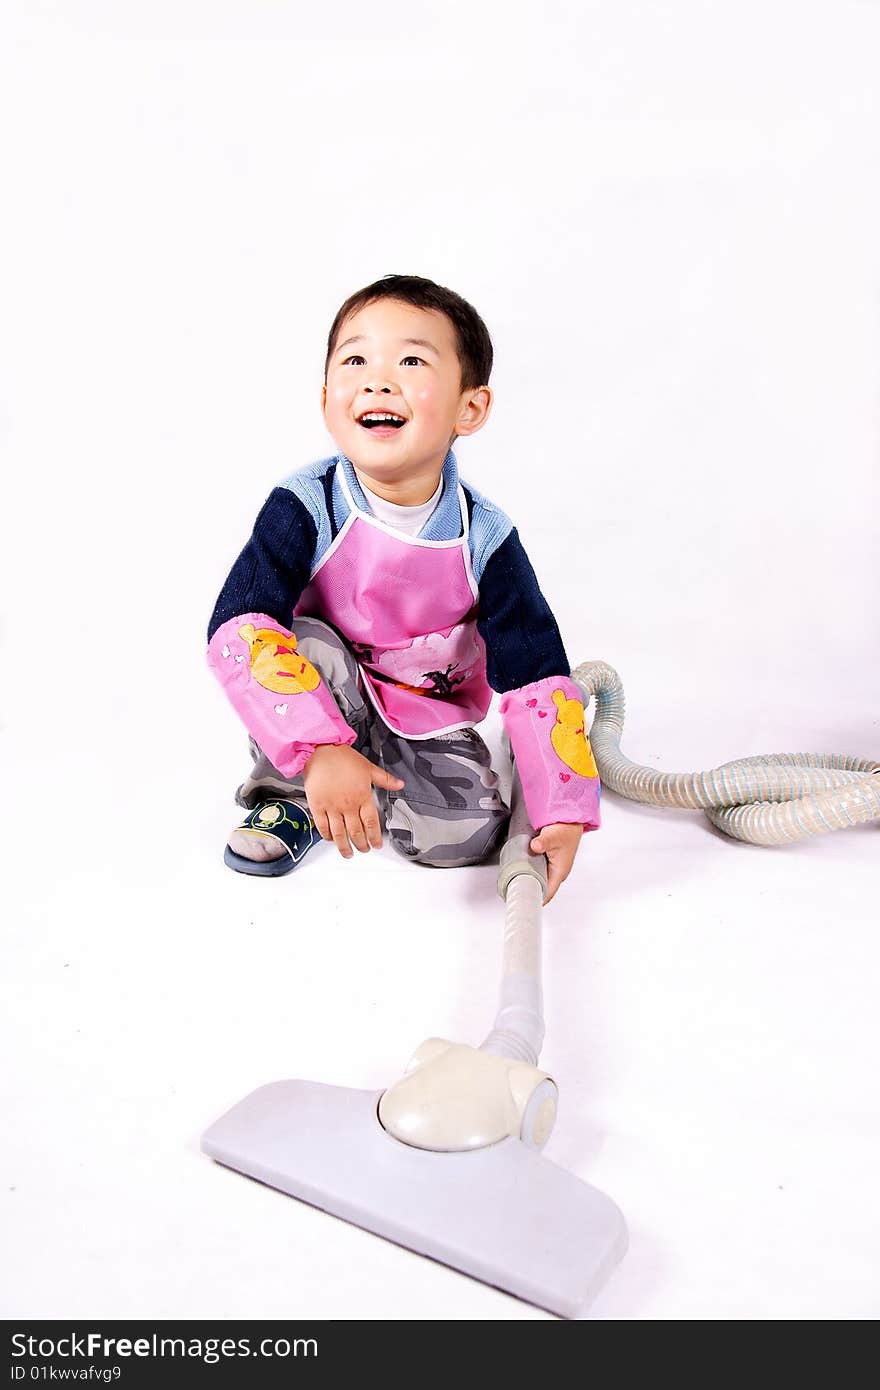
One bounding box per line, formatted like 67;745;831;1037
357;412;408;432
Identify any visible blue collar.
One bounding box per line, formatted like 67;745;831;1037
335;448;463;540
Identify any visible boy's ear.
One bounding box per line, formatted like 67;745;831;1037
455;384;493;438
321;383;327;413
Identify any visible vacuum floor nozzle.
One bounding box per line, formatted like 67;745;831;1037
202;1078;627;1319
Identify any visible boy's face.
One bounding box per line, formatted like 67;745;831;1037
322;298;491;490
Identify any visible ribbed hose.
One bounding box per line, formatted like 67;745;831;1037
572;661;880;846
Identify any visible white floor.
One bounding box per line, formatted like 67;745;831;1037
4;695;878;1321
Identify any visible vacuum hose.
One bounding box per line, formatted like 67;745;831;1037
475;663;879;1073
572;660;880;846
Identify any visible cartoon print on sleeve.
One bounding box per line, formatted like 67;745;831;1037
550;688;599;778
238;624;322;696
499;676;601;831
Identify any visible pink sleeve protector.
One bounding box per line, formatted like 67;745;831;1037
499;674;601;833
207;613;357;778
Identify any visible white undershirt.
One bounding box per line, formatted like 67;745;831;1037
358;475;444;536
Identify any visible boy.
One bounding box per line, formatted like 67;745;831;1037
207;274;600;903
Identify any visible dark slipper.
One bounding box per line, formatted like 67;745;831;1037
224;799;320;877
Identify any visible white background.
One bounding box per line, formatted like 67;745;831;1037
2;0;878;1321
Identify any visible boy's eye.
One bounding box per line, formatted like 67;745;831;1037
401;356;424;366
342;355;366;366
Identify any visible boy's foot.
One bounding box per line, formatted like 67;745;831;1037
227;828;286;862
224;800;319;876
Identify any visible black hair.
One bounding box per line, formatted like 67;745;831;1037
324;273;493;392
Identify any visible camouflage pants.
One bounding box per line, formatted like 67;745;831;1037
235;617;510;868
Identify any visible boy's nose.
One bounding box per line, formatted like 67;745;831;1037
363;382;394;394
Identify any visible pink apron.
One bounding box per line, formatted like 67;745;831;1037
294;467;493;738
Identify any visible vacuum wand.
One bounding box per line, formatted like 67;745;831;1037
480;762;549;1066
378;764;559;1153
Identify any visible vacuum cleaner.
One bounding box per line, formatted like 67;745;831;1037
202;661;880;1318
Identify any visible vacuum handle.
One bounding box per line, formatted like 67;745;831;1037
498;761;548;899
482;762;548;1064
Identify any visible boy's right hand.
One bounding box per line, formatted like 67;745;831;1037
302;744;404;857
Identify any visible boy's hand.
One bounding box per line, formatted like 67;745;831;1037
529;823;584;905
303;744;404;858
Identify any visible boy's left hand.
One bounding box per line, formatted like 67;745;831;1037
529;823;584;905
